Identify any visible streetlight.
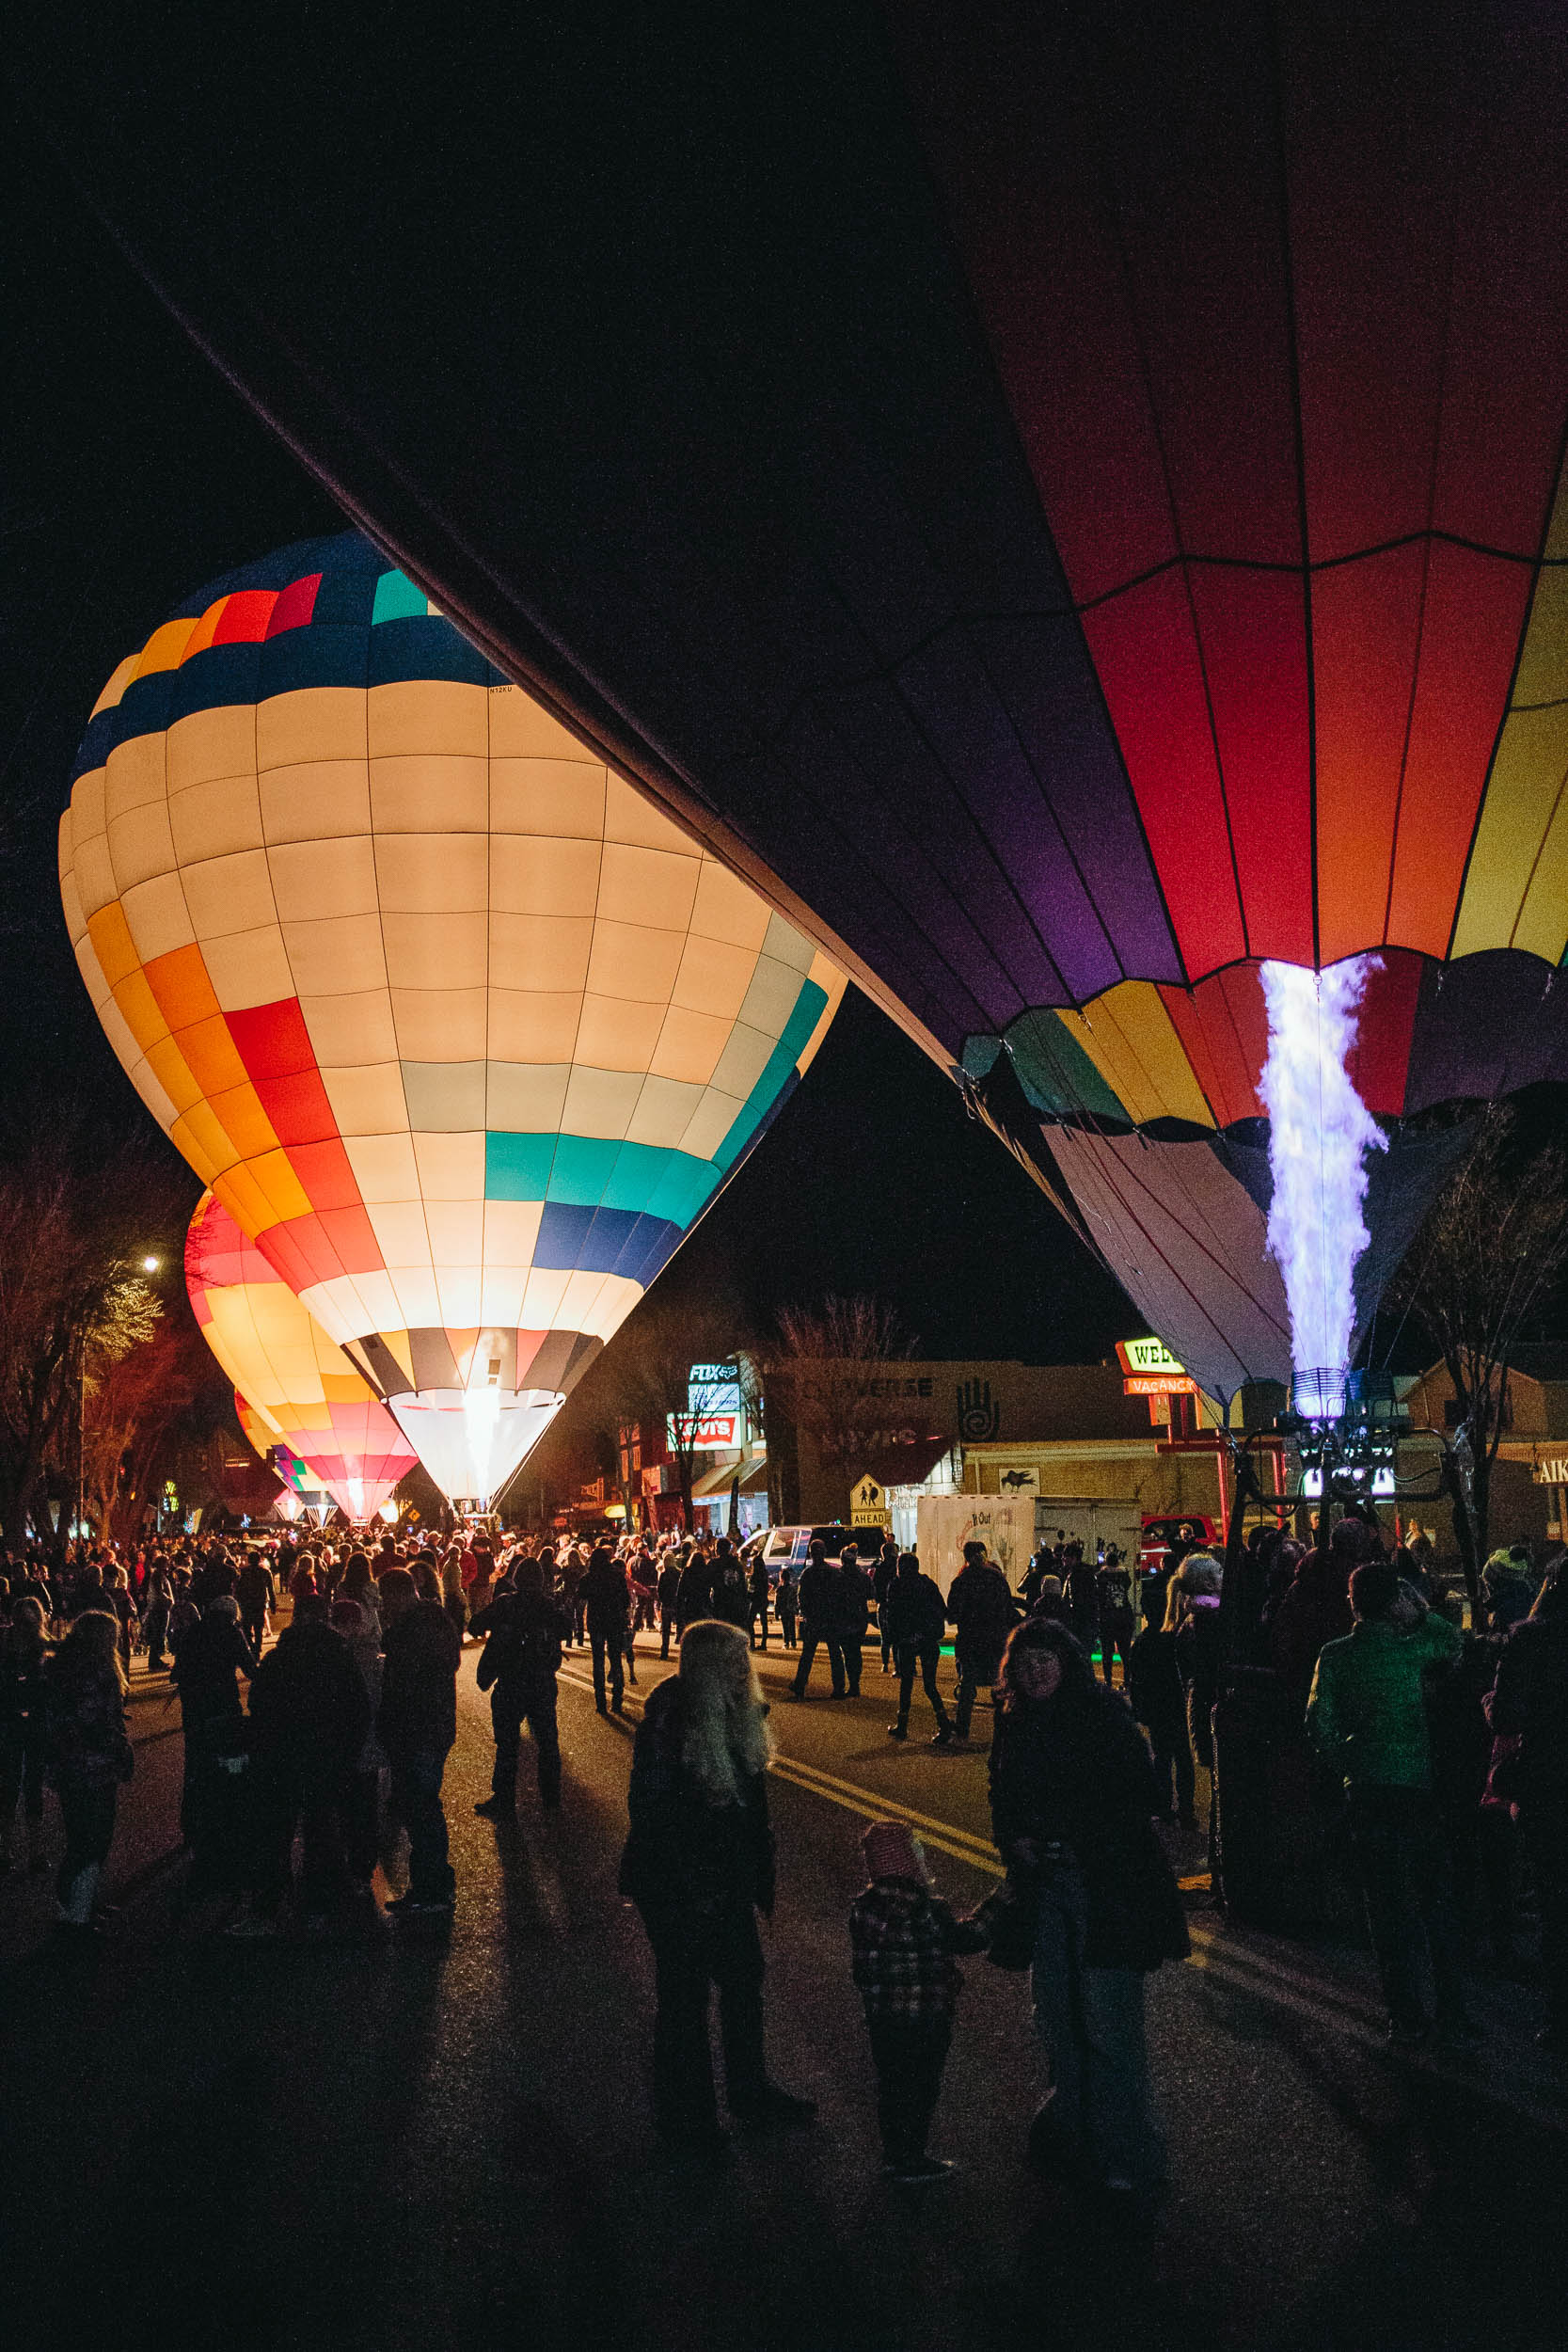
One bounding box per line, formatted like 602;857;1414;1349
141;1254;160;1274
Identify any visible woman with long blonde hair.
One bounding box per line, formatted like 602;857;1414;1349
620;1619;815;2151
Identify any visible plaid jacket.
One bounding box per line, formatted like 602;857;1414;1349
849;1880;988;2020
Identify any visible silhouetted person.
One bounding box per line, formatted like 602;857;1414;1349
835;1542;872;1695
657;1555;682;1659
1307;1558;1473;2050
581;1546;630;1715
885;1552;952;1744
1488;1559;1568;2051
236;1549;276;1656
946;1539;1019;1742
170;1592;257;1892
240;1592;368;1932
621;1622;816;2151
707;1537;751;1630
377;1567;461;1918
791;1543;846;1700
474;1559;566;1814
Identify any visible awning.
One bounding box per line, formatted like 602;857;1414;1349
689;1454;767;1500
847;1438;954;1490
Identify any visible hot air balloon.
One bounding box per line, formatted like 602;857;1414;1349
232;1396;326;1526
62;536;845;1503
30;6;1568;1402
187;1190;418;1521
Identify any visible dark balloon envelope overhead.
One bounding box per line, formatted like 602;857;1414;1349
21;2;1568;1396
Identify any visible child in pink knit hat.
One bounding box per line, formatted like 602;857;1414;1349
848;1819;987;2185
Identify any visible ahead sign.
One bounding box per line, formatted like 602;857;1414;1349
850;1473;891;1529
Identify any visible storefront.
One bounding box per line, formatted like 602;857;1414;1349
689;1454;770;1537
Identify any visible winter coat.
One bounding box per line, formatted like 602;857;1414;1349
675;1557;711;1624
988;1681;1189;1971
884;1568;947;1649
171;1615;258;1753
946;1561;1018;1670
248;1619;371;1777
475;1589;565;1701
1097;1564;1135;1628
0;1628;50;1760
836;1563;873;1640
1306;1610;1464;1794
619;1677;775;1918
1174;1603;1226;1770
237;1559;276;1616
377;1601;461;1755
581;1557;631;1636
1065;1560;1100;1642
1125;1626;1186;1749
848;1880;986;2019
657;1564;682;1613
707;1554;752;1628
796;1559;841;1631
45;1649;133;1790
1487;1613;1568;1807
1269;1551;1354;1689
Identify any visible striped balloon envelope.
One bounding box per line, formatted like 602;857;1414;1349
64;534;844;1502
188;1189;418;1521
232;1396;325;1526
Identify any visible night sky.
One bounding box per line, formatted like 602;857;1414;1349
2;106;1131;1375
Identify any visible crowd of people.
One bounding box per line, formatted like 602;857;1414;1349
1;1502;1564;2198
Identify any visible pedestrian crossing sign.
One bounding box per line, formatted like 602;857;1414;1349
850;1474;890;1528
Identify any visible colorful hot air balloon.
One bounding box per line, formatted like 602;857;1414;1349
36;7;1568;1400
187;1190;418;1521
62;536;845;1502
232;1396;325;1526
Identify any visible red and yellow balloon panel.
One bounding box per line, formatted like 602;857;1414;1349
233;1398;326;1527
188;1190;417;1522
63;536;843;1502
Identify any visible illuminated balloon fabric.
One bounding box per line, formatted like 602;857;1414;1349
188;1191;418;1520
32;9;1568;1396
234;1395;324;1520
61;534;845;1500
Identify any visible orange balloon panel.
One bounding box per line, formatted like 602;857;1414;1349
233;1393;320;1522
189;1190;416;1519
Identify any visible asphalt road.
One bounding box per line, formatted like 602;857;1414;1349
3;1628;1564;2352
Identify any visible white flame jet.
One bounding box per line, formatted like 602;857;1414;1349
1258;959;1387;1420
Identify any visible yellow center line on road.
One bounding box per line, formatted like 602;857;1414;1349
560;1665;1001;1870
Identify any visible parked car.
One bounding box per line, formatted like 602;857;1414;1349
739;1523;879;1576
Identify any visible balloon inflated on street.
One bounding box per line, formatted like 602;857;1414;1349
61;534;844;1502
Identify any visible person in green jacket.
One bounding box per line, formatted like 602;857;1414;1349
1307;1555;1477;2051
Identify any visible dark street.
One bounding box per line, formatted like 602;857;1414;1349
4;1631;1563;2352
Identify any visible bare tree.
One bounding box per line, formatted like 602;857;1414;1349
0;1159;166;1540
1386;1108;1568;1604
764;1294;917;1474
82;1314;213;1544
